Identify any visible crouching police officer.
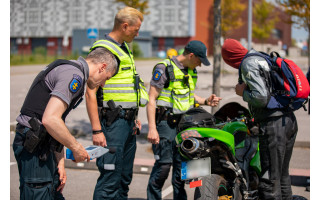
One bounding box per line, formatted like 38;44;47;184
146;40;222;200
13;47;118;200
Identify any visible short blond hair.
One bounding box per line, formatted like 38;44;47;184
114;7;144;28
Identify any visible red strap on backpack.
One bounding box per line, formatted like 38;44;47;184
276;57;310;99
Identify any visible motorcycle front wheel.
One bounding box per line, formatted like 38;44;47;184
194;174;242;200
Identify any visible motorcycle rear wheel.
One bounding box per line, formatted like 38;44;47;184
194;174;241;200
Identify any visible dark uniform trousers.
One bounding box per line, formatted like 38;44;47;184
93;114;136;200
258;112;298;200
147;120;187;200
13;126;65;200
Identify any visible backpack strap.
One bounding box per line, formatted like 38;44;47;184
269;51;281;63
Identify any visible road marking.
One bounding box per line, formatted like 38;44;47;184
162;186;173;198
10;162;16;166
140;167;148;172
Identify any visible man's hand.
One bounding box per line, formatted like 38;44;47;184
206;94;222;107
136;119;142;130
72;144;90;163
147;128;160;144
56;162;67;193
235;83;247;97
92;132;107;147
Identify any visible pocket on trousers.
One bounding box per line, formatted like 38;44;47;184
97;147;120;171
21;182;52;200
153;139;173;164
19;150;55;183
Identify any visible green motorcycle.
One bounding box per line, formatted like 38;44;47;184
175;102;261;200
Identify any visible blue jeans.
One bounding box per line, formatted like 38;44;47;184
93;117;136;200
13;126;64;200
147;120;187;200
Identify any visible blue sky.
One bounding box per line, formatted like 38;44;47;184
292;26;309;42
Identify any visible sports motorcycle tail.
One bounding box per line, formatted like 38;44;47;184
176;102;261;200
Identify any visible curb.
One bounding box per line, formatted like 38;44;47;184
64;158;155;175
294;141;310;148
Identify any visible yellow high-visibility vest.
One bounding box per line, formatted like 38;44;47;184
155;59;197;114
90;40;149;108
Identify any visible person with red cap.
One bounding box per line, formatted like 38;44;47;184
222;39;298;200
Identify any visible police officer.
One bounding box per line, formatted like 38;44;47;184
85;7;149;199
13;47;118;200
146;40;222;200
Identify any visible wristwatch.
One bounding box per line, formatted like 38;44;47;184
204;99;208;105
92;130;103;135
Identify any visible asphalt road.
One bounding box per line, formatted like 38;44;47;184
9;57;310;199
9;133;310;200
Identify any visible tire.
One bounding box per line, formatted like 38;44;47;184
194;174;238;200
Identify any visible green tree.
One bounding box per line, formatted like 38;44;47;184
114;0;150;15
252;0;278;43
276;0;310;60
132;42;143;57
221;0;247;37
275;0;309;32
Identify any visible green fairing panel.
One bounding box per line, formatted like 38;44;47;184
235;140;245;149
176;127;235;155
222;121;248;134
250;149;261;175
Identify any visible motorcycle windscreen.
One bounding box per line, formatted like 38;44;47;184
214;102;251;122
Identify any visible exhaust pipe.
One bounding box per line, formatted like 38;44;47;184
181;138;205;154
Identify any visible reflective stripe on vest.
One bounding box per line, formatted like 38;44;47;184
91;40;138;108
155;59;197;114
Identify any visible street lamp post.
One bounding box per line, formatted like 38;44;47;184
248;0;252;50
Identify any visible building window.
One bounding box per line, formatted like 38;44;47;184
73;0;81;6
72;9;82;22
30;0;38;8
164;9;175;22
29;11;38;23
272;29;282;40
164;0;174;5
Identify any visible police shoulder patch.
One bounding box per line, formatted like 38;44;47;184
69;74;82;93
153;70;162;81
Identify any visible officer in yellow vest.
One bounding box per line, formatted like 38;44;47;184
146;40;222;199
85;7;148;199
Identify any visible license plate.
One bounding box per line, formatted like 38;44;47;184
181;157;211;180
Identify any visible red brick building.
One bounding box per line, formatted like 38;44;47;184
190;0;291;55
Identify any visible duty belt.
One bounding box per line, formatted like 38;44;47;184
103;108;138;121
156;107;182;127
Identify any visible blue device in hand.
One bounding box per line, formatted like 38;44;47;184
66;145;111;160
